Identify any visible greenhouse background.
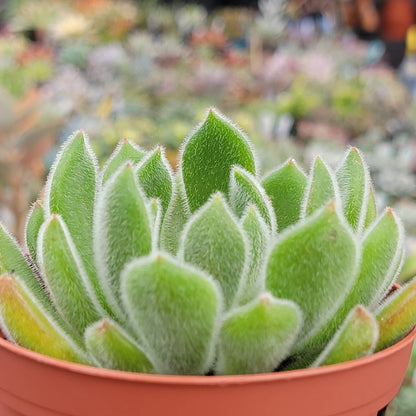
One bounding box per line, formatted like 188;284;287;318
0;0;415;413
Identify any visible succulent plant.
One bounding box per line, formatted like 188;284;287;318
0;109;415;376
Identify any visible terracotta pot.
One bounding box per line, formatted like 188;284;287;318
380;0;415;41
0;327;414;416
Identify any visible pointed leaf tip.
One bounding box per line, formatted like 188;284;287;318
313;305;378;367
229;166;276;232
303;157;337;217
85;319;153;373
262;159;307;231
181;109;256;212
95;162;152;319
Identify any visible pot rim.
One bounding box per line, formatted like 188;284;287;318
0;326;415;386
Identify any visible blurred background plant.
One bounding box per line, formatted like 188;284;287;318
0;0;416;411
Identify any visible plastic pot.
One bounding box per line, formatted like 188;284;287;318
380;0;415;41
0;326;414;416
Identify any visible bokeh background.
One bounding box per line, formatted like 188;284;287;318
0;0;415;412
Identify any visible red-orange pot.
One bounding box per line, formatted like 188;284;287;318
0;327;414;416
380;0;415;41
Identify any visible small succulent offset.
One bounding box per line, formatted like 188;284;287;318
0;109;416;376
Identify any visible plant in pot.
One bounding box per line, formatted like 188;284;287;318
0;109;415;416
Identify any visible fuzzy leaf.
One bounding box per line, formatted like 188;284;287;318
217;293;302;375
24;200;45;263
300;208;403;364
181;109;256;212
121;253;221;375
365;183;377;228
136;146;173;217
94;163;152;319
0;223;52;313
336;148;369;232
149;198;162;250
85;319;153;373
229;166;276;233
160;175;191;255
237;206;269;305
348;208;403;308
303;157;337;217
376;278;416;351
101;139;146;184
38;215;101;334
45;131;98;293
0;274;88;364
262;159;307;231
180;193;247;310
313;306;378;367
266;202;358;347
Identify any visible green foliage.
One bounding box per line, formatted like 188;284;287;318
229;166;276;233
376;278;416;352
262;159;307;231
0;109;413;376
266;201;358;348
38;215;101;334
136;146;173;217
303;157;337;217
312;306;378;367
160;174;190;255
336;147;369;232
85;319;153;373
0;274;86;363
217;294;301;375
122;254;221;375
181;109;257;212
180;193;246;310
45;131;102;305
94;163;152;320
24;200;45;263
237;206;269;305
101;139;146;184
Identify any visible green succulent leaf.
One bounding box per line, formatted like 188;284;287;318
375;278;416;351
0;273;88;364
217;293;302;375
181;109;257;212
180;193;247;310
121;253;221;375
24;200;45;263
237;205;269;305
136;146;173;217
313;306;378;367
94;163;152;319
347;208;403;309
101;139;146;184
266;202;358;347
364;183;377;229
0;222;53;314
336;147;369;232
38;215;101;334
149;198;162;250
44;131;99;296
298;208;404;367
160;174;191;255
262;159;307;231
303;157;337;217
229;166;276;233
85;319;153;373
